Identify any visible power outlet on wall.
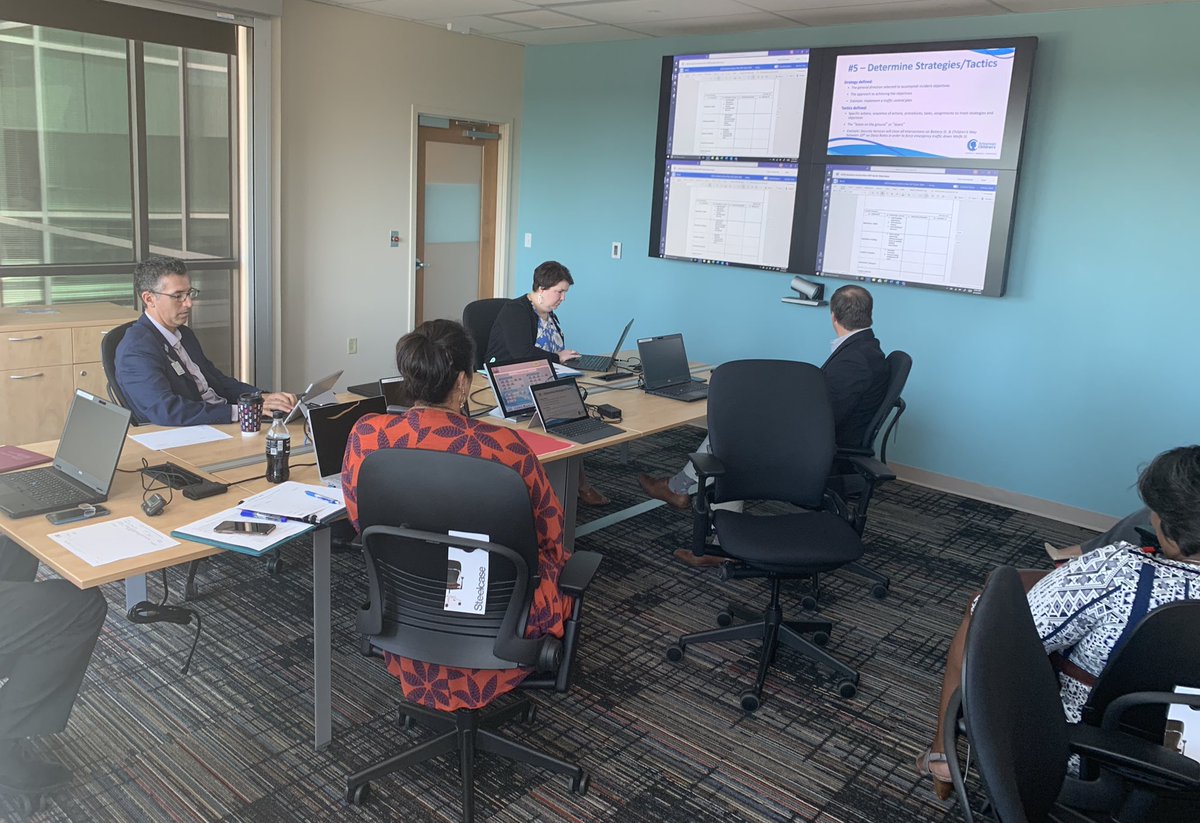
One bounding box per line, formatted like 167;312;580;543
347;337;358;355
611;241;622;259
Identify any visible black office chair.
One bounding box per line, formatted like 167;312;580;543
462;298;509;371
100;320;144;424
665;360;888;710
345;448;602;823
826;349;911;599
950;567;1200;823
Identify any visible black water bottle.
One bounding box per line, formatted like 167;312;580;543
265;411;290;483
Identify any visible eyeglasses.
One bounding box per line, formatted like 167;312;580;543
150;288;200;302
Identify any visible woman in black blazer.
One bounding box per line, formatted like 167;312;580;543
485;261;608;506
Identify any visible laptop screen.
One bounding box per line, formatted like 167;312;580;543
529;378;589;428
55;390;132;494
638;334;692;389
486;356;556;417
309;396;387;477
378;376;408;408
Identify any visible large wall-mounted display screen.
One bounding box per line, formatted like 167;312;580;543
649;37;1037;296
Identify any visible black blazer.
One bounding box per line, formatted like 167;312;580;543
115;313;258;426
484;296;566;364
821;328;890;448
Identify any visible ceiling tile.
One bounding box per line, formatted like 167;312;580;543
562;0;757;26
427;14;536;34
494;8;597;27
993;0;1166;10
349;0;537;21
629;11;805;36
777;0;1002;27
493;23;652;44
740;0;915;10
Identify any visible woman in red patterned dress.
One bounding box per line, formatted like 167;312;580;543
341;319;572;712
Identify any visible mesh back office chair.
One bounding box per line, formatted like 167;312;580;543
100;320;143;424
665;360;889;710
950;567;1200;823
826;349;911;599
462;298;509;371
345;448;602;823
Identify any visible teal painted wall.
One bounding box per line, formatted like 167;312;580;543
514;3;1200;518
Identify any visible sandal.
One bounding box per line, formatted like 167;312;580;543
915;747;954;801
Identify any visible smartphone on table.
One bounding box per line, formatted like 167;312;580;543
46;504;110;525
215;520;276;535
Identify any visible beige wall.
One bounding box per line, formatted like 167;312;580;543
277;0;523;388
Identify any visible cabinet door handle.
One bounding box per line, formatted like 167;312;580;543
7;335;44;342
9;372;45;380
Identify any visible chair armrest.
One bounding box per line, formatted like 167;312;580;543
1102;691;1200;731
559;551;602;597
835;446;874;458
688;451;725;479
1069;723;1200;788
842;454;896;485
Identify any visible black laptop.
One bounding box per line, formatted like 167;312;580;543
564;318;634;375
0;390;132;518
637;334;708;402
308;396;387;486
529;378;624;444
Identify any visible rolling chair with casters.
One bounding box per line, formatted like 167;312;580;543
344;448;602;823
664;360;888;710
99;320;143;423
462;298;509;371
825;349;911;600
946;567;1200;823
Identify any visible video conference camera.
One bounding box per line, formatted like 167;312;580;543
781;275;826;306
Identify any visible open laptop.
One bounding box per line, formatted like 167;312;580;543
0;390;132;518
564;317;634;375
638;333;708;402
285;369;344;424
529;378;624;444
378;375;409;412
308;395;387;487
485;355;558;420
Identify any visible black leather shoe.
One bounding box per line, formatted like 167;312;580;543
0;740;71;794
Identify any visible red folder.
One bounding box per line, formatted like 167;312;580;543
514;429;573;457
0;445;52;473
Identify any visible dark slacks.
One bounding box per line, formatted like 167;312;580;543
0;537;106;739
1082;506;1151;553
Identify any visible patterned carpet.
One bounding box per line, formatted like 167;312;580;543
4;426;1100;822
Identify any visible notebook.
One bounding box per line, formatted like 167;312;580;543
637;333;708;402
528;378;624;444
0;390;132;518
564;317;634;374
485;356;558;420
308;396;387;486
0;445;53;474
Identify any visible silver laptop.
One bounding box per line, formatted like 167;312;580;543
564;317;634;375
0;390;132;518
528;378;624;444
485;356;558;420
638;334;708;402
308;396;387;486
285;369;344;424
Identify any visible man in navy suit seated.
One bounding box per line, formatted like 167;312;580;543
116;256;296;426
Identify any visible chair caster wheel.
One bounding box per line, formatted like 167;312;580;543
266;555;283;576
346;782;371;805
812;630;829;646
665;643;684;662
715;610;733;627
871;583;889;600
569;771;590;795
398;711;416;731
739;691;761;712
522;704;538;724
800;595;818;611
837;679;858;699
7;792;43;817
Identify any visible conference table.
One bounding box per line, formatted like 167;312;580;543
0;364;709;752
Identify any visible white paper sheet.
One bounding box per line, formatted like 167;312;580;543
130;425;232;451
239;481;345;521
48;516;179;567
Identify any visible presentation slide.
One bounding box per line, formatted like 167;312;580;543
815;165;999;293
828;48;1016;160
667;50;809;160
659;160;797;270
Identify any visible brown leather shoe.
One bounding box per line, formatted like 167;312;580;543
578;483;610;507
672;548;726;568
638;474;691;511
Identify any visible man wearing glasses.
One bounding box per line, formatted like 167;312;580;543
116;256;296;426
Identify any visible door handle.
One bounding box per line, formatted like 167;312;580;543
7;335;43;342
415;258;427;270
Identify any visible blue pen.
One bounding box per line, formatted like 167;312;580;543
240;509;291;523
304;490;339;505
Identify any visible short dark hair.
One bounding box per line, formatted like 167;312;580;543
532;260;573;291
394;320;475;406
1138;445;1200;557
830;285;873;331
134;256;188;301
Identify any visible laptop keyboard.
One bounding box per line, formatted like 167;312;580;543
551;418;613;438
2;468;88;508
567;354;611;372
655;382;707;397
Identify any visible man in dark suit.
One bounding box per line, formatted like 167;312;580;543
638;285;890;557
116;257;295;426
